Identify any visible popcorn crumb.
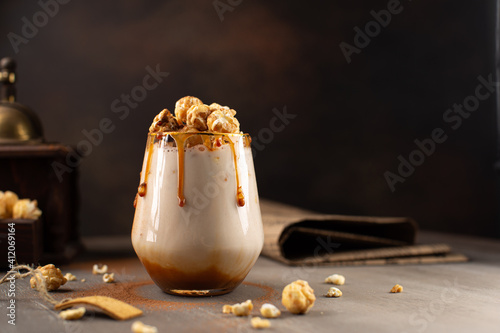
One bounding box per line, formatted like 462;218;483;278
81;279;86;282
390;284;403;293
325;274;345;285
131;321;158;333
232;300;253;316
103;273;115;283
282;280;316;314
222;304;233;314
325;287;342;298
92;264;108;275
251;317;271;329
59;307;86;320
30;264;67;291
260;303;281;318
64;273;77;281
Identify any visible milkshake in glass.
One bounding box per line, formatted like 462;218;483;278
131;97;263;296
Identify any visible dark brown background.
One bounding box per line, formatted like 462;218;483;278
0;0;498;238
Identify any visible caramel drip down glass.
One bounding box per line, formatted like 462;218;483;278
131;132;264;296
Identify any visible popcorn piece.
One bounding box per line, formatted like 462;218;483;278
260;303;281;318
59;307;86;320
251;317;271;329
222;304;233;314
131;321;158;333
186;104;211;131
92;264;108;275
207;109;240;133
81;279;86;282
208;102;236;115
12;199;42;219
103;273;115;283
175;96;203;125
149;109;180;133
325;287;342;298
0;191;19;218
30;264;67;291
390;284;403;293
325;274;345;285
64;273;77;281
232;300;253;316
282;280;316;314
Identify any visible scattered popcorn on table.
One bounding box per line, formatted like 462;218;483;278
232;300;253;316
282;280;316;314
222;304;233;314
59;307;86;320
325;287;342;298
103;273;115;283
325;274;345;285
92;264;108;275
260;303;281;318
131;320;158;333
64;273;77;281
81;278;86;283
30;264;67;291
390;284;403;293
251;317;271;329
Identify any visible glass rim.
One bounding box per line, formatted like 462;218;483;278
148;131;250;138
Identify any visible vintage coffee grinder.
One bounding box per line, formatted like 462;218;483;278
0;57;81;267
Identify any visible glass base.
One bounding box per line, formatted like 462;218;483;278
165;288;234;297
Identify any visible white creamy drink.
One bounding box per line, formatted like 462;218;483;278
131;97;263;295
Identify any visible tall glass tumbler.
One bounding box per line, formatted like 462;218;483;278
131;132;263;296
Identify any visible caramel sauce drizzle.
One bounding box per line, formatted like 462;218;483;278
143;135;155;186
227;135;245;207
138;132;248;208
138;183;147;197
170;133;196;207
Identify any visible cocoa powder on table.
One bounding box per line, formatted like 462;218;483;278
56;280;279;312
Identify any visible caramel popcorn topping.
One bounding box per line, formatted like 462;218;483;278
138;96;249;209
174;96;203;125
149;108;180;133
207;109;240;133
186;104;211;131
150;96;241;135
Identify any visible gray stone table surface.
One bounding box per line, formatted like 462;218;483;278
1;230;499;333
